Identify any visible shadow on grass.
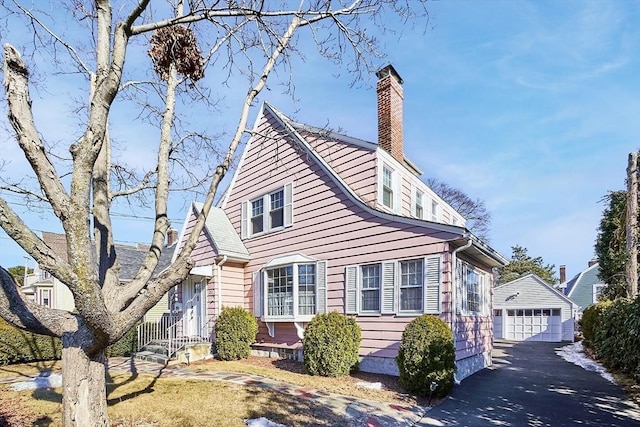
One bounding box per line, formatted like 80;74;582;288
242;385;351;427
106;355;167;405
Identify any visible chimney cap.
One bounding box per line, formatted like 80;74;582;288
376;64;403;84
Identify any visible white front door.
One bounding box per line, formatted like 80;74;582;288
504;308;562;342
183;277;206;337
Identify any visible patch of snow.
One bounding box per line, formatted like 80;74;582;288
245;417;286;427
355;381;383;390
10;372;62;391
555;341;615;383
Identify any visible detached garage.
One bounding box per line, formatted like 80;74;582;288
494;274;576;342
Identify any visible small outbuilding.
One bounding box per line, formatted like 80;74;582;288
493;274;576;342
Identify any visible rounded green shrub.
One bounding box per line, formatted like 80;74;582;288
215;306;258;361
303;312;361;377
396;314;456;398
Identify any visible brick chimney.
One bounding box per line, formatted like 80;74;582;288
167;228;178;246
376;65;404;164
559;265;566;283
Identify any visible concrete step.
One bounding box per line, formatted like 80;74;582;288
142;344;170;357
134;350;169;365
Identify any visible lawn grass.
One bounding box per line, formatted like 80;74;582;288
0;355;428;426
1;371;349;426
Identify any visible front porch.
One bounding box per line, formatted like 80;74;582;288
136;314;213;365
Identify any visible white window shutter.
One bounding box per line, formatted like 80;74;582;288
241;201;249;239
316;261;327;314
456;261;464;314
424;256;441;314
381;261;396;314
345;266;358;314
481;274;489;316
284;182;294;227
252;270;263;317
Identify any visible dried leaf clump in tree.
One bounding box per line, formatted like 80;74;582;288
148;25;204;83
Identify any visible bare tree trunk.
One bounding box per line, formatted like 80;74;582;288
627;151;639;297
61;332;109;427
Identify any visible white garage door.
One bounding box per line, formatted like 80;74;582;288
504;308;562;342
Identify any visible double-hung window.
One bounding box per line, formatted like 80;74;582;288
382;167;394;210
431;199;439;222
39;288;52;308
242;182;293;239
345;256;440;316
270;189;284;228
266;265;294;316
378;161;400;213
360;264;381;312
251;198;264;234
412;188;424;219
400;259;423;311
254;256;327;322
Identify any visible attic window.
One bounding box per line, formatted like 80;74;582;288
241;182;294;239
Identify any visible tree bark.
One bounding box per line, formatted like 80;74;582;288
61;331;108;427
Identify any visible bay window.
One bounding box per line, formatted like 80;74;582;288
254;255;327;321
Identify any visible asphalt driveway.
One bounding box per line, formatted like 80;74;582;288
419;340;640;426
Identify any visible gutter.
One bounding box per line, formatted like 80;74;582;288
450;236;473;342
216;255;228;317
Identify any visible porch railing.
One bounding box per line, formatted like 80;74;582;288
137;314;214;359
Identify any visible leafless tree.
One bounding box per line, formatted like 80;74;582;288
426;177;492;241
0;1;429;425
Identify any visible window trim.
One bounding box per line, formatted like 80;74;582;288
456;260;489;316
256;257;327;322
411;186;424;219
592;283;605;304
431;199;440;222
377;161;401;214
345;256;441;316
242;182;293;239
39;287;52;308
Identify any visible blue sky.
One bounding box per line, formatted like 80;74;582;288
1;0;639;282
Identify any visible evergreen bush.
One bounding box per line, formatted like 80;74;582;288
105;324;139;357
0;318;62;364
580;302;608;347
303;312;361;377
582;297;640;381
1;317;139;363
396;314;455;398
214;306;258;361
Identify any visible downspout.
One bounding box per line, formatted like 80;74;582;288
450;236;473;346
216;255;228;318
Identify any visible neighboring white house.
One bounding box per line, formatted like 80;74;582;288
493;274;576;342
21;231;177;313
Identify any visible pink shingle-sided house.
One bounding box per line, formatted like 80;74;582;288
171;65;507;381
